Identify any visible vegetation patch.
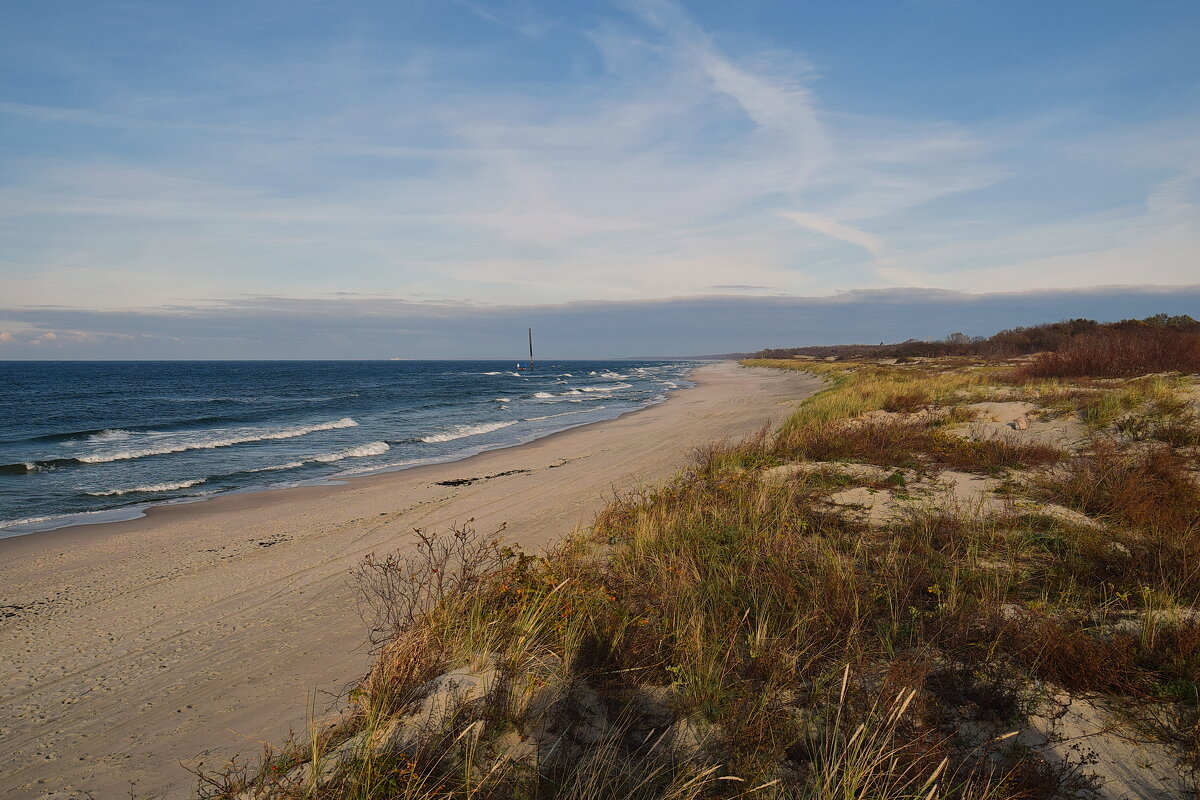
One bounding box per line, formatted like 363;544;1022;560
200;337;1200;800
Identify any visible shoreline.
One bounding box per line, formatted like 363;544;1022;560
0;373;692;544
0;362;821;799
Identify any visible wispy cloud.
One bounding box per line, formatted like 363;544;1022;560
1;0;1198;339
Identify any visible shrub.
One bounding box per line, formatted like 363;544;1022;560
1016;326;1200;379
1036;440;1200;533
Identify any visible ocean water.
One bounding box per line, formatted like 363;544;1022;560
0;360;696;537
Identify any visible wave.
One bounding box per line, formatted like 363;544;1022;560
22;422;173;444
525;406;604;421
312;441;390;462
76;418;359;464
494;397;512;403
532;392;555;399
332;458;422;478
584;382;632;391
2;417;359;473
86;428;132;443
86;478;207;497
0;510;116;532
245;442;389;472
246;460;307;473
0;458;78;475
421;420;518;443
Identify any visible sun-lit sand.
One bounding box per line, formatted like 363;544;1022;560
0;362;821;799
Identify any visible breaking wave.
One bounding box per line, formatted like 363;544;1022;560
312;441;390;462
246;442;390;472
86;478;207;497
2;418;361;473
421;420;518;443
525;407;603;421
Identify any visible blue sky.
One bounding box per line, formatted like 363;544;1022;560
2;0;1198;357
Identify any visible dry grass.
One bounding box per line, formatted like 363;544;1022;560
202;355;1200;799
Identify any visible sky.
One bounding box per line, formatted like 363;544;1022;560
2;0;1199;358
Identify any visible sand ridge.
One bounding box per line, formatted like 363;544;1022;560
0;362;820;799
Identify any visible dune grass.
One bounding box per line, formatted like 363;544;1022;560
200;356;1200;800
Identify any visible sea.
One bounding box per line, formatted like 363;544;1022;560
0;360;697;537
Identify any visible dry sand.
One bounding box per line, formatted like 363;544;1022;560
0;362;820;799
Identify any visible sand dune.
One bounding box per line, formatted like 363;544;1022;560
0;362;820;799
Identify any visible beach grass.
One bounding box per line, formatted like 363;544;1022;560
199;351;1200;799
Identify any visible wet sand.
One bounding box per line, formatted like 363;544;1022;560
0;362;821;799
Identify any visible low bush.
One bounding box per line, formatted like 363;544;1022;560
1035;440;1200;533
1015;326;1200;379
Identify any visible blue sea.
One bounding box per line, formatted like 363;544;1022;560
0;360;696;537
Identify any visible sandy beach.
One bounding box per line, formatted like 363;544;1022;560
0;362;820;799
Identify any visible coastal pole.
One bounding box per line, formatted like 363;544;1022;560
528;327;534;367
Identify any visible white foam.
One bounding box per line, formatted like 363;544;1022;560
332;458;423;478
494;397;512;402
1;513;59;529
76;418;359;464
525;406;604;421
247;460;307;473
0;510;117;532
245;441;386;473
532;392;555;399
580;383;630;392
312;441;390;462
482;372;502;375
85;429;132;443
87;478;207;496
421;420;518;443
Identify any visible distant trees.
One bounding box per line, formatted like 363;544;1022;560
752;314;1200;362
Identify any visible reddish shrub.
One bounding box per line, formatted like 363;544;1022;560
1017;326;1200;378
1039;440;1200;533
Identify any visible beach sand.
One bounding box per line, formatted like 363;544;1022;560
0;362;820;799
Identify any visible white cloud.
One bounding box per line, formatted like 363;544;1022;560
2;0;1198;311
779;211;888;259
